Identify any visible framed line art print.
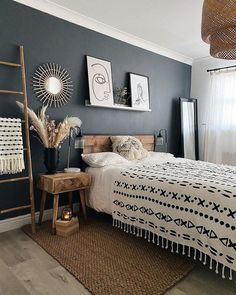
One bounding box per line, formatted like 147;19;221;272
86;56;114;107
129;73;150;110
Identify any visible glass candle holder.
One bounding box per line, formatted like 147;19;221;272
61;207;73;221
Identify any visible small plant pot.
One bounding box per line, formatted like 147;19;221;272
44;148;59;174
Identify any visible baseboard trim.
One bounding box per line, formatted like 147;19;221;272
0;206;64;233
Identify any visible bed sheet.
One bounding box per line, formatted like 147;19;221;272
86;152;177;214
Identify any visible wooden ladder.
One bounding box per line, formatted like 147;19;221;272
0;46;36;233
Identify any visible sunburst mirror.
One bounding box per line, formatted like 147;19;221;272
32;63;73;107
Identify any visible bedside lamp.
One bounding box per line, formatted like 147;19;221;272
156;129;168;152
64;126;83;173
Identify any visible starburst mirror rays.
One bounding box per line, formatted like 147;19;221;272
32;63;73;107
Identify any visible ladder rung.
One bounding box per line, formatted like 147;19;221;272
0;205;31;214
0;176;29;184
0;90;23;95
0;60;21;67
0;46;36;234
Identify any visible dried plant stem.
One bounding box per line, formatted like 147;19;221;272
16;101;49;147
16;101;82;148
54;117;82;147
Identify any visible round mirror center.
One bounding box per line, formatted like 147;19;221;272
45;76;62;95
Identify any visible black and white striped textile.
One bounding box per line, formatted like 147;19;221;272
0;117;25;174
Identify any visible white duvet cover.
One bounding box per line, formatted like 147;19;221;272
86;152;175;214
86;152;236;280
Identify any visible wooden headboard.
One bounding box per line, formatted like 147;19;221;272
83;135;155;154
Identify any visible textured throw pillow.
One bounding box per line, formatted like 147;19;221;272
110;136;148;160
82;152;130;168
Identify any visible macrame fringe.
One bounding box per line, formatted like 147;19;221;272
165;239;169;250
203;253;207;265
140;229;143;237
112;219;235;281
215;261;219;274
144;229;147;240
176;243;179;254
188;246;191;257
210;257;213;270
222;265;226;279
0;157;25;175
199;251;202;262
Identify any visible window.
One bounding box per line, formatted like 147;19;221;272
204;68;236;165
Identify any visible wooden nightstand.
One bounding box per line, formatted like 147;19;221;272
37;172;91;234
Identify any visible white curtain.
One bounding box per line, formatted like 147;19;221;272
204;68;236;165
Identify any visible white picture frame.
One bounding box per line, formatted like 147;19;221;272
130;73;150;110
86;56;114;107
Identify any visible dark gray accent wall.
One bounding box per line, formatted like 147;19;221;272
0;0;191;220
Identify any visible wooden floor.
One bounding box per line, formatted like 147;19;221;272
0;229;235;295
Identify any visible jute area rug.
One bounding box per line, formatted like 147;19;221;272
23;213;194;295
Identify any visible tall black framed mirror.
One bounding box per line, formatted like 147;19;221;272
179;98;199;160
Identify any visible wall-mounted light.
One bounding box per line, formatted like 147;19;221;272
155;129;168;152
74;129;85;150
74;129;85;171
64;126;83;173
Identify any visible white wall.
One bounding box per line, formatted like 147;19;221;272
190;57;236;160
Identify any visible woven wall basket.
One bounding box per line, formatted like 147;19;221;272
202;0;236;59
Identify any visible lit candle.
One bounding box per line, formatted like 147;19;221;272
61;207;72;221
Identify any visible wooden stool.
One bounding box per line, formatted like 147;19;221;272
37;172;91;234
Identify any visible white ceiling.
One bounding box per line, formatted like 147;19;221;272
47;0;210;60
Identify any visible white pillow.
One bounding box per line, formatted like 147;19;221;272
110;136;148;160
82;152;129;168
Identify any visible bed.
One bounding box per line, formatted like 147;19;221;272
83;135;236;280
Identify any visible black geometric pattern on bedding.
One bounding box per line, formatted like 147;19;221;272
112;160;236;273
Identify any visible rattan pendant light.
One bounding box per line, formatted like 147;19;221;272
201;0;236;59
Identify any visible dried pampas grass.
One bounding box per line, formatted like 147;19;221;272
16;101;82;148
16;101;49;147
54;117;82;147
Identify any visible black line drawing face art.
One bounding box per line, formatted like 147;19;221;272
135;82;145;105
91;63;111;101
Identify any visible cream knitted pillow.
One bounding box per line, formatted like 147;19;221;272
110;136;148;160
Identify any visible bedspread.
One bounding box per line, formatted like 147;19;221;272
112;159;236;279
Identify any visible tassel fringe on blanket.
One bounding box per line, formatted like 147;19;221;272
112;219;235;282
0;118;25;174
112;160;236;282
